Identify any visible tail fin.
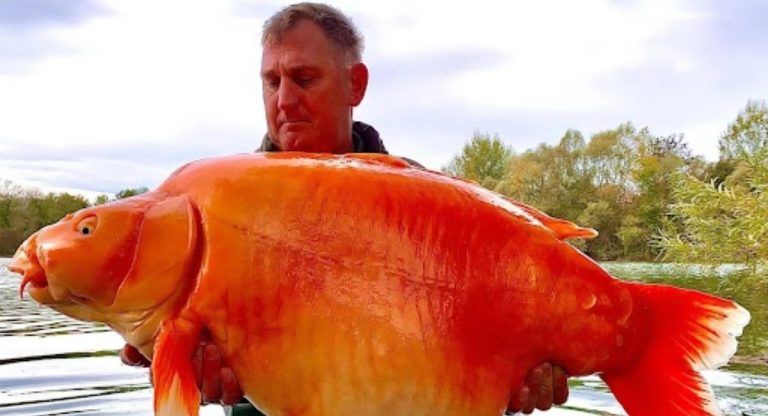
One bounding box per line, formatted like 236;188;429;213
602;283;750;416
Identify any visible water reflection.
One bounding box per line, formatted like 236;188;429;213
1;258;766;415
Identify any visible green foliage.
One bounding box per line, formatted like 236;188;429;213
705;158;737;187
0;181;150;255
657;152;767;270
583;123;636;188
493;123;693;260
443;131;513;187
94;194;110;205
658;101;768;272
116;187;149;199
719;99;768;163
495;129;592;221
0;181;91;256
623;133;698;259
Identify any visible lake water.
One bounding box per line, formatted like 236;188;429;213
0;258;766;415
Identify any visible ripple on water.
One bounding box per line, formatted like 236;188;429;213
0;267;108;338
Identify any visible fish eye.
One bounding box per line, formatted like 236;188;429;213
76;215;97;236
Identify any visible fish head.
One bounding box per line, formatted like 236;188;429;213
9;194;198;325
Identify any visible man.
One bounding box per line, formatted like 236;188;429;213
122;3;569;415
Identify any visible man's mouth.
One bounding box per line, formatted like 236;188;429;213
281;120;310;129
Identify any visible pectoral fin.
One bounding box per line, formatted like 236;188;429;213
153;318;202;416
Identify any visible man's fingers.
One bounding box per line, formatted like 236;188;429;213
192;342;205;389
535;363;554;411
553;365;569;405
519;365;542;414
522;395;537;414
201;344;222;404
219;368;244;406
119;344;150;367
506;385;529;414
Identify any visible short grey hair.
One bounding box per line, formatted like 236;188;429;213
262;2;364;64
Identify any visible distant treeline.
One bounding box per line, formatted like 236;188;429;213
444;100;767;269
0;186;147;256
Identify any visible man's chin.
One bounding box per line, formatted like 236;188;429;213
277;133;325;153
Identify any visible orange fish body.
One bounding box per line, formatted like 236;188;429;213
9;153;749;416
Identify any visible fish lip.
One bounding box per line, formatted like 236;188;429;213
27;285;57;305
20;272;51;300
10;244;51;299
8;247;29;275
7;262;24;275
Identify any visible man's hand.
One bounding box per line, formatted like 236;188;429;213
120;340;243;406
506;363;569;414
120;343;151;367
191;338;243;406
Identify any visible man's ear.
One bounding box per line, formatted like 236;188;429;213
349;62;369;107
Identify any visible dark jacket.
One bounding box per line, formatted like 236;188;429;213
257;121;424;168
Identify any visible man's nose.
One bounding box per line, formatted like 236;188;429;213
277;79;300;111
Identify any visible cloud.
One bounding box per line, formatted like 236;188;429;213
1;123;261;194
0;0;264;149
229;0;284;20
0;0;111;73
0;0;108;28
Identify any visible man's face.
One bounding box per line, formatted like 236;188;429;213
261;20;362;153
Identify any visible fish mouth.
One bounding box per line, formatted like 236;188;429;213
9;241;54;302
8;253;48;298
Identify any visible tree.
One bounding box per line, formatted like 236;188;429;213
19;192;89;236
0;180;24;228
443;131;513;187
116;187;149;199
657;152;767;271
621;132;697;259
658;101;768;272
583;123;636;189
94;194;111;205
496;130;592;220
0;181;91;256
494;123;702;261
719;99;768;163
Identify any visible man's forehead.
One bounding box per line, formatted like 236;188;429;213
261;46;343;73
260;49;331;73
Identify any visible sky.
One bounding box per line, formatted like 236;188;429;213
1;0;767;199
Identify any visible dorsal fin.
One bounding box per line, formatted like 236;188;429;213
341;153;413;168
288;152;597;241
263;152;414;169
502;197;598;241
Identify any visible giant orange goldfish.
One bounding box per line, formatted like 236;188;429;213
9;153;750;416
